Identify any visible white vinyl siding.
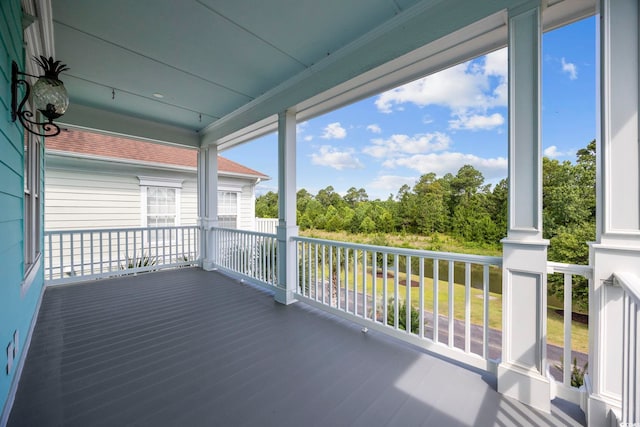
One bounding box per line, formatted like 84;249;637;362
44;155;258;232
45;170;141;230
181;179;198;225
45;168;196;230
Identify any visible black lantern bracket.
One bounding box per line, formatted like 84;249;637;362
11;56;69;138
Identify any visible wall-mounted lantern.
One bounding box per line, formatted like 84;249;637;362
11;56;69;137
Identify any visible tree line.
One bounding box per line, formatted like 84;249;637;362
256;140;596;308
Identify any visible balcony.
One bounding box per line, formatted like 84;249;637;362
8;267;586;426
6;225;599;426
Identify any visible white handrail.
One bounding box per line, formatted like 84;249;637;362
613;272;640;424
294;236;503;266
293;236;502;373
44;226;200;284
615;272;640;306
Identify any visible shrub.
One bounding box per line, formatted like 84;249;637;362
384;298;421;334
121;253;157;270
555;357;588;388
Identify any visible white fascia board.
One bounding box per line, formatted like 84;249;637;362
45;150;197;173
59;104;200;148
214;115;278;152
138;176;184;188
217;171;271;182
45;150;268;181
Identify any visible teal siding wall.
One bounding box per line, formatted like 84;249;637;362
0;0;46;416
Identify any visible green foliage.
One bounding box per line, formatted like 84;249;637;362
359;216;376;233
555;358;588;388
385;298;420;334
255;191;278;218
121;253;157;270
255;140;596;310
544;140;595;310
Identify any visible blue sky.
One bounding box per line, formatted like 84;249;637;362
224;17;596;201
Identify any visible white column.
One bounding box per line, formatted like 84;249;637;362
497;1;551;413
275;109;299;305
588;0;640;423
200;144;219;271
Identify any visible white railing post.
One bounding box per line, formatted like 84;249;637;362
274;109;298;305
497;0;551;413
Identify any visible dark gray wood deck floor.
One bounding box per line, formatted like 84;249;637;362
8;268;584;426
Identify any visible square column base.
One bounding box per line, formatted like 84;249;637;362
274;287;297;305
498;362;551;412
202;260;216;271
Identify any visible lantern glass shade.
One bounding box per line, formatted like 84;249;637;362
31;76;69;121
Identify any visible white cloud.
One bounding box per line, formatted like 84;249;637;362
382;152;507;181
304;135;313;142
449;113;505;131
422;115;434;124
543;145;574;159
311;145;364;170
484;48;508;78
561;58;577;80
375;48;507;114
321;122;347;139
368;175;417;193
363;132;451;159
296;121;308;134
544;146;561;158
367;124;382;134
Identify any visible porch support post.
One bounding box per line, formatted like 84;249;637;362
275;109;299;305
199;144;219;271
587;0;640;423
497;1;551;413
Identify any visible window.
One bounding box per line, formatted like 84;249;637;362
146;187;176;227
139;177;182;228
24;131;41;277
218;191;238;229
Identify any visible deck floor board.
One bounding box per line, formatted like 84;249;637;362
8;268;584;426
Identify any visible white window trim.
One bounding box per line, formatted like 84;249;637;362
138;176;184;188
22;130;42;296
21;254;41;297
138;176;183;227
217;189;240;228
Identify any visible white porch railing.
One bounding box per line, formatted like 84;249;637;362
255;217;278;234
547;262;592;405
211;227;278;288
293;236;502;372
44;226;200;284
613;272;640;424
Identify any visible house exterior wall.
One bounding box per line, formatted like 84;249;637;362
44;155;256;231
45;158;198;230
0;0;46;419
